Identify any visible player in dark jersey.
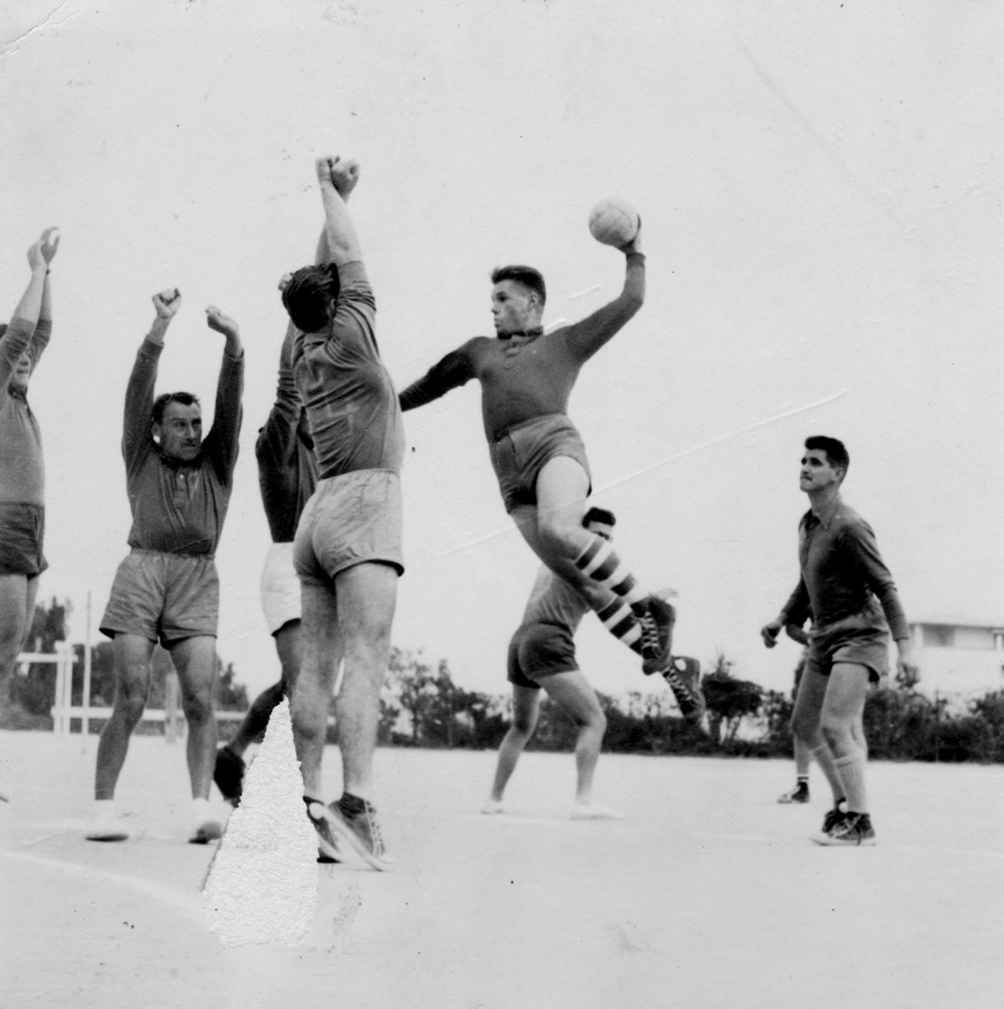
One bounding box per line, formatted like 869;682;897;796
762;436;918;846
399;223;681;691
280;157;404;871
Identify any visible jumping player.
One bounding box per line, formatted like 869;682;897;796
483;507;624;819
280;156;404;871
87;290;244;844
214;166;358;813
0;229;60;738
761;436;918;846
398;223;683;693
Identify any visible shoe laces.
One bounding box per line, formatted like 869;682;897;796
363;801;385;857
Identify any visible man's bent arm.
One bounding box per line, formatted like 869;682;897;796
562;252;646;363
777;578;811;627
30;274;53;369
399;345;476;412
843;524;910;640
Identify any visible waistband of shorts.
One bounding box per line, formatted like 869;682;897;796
315;467;401;486
0;500;44;515
491;413;570;443
129;547;215;560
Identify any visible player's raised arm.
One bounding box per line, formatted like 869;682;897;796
121;288;180;469
316;156;363;266
0;237;49;397
203;305;245;482
28;228;60;371
314;158;359;266
562;229;646;364
398;341;478;412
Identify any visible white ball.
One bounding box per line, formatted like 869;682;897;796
588;198;640;247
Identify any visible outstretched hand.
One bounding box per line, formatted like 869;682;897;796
40;227;61;265
152;288;182;320
205;305;239;340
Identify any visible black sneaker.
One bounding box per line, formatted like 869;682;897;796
307;795;390;871
812;812;876;847
813;801;848;840
661;656;705;724
213;745;245;807
640;597;675;675
777;782;810;804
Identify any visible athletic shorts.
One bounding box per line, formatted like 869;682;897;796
293;469;404;585
0;502;47;576
260;541;300;635
489;414;592;513
507;621;579;689
100;549;219;645
806;623;890;685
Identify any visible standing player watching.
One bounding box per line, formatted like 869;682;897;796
761;436;918;846
398;220;683;692
280;156;404;871
87;290;244;844
484;506;626;820
0;229;59;742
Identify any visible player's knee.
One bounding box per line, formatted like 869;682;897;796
113;683;148;725
820;715;850;750
790;711;817;745
511;711;537;735
181;688;214;725
537;513;582;560
588;706;607;734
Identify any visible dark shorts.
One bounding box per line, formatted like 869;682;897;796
489;414;592;513
806;623;890;685
0;502;47;577
294;469;404;585
100;549;219;646
507;622;579;689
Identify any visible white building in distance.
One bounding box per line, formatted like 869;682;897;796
906;617;1004;704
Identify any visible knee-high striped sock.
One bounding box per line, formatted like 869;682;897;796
595;594;645;654
573;536;648;611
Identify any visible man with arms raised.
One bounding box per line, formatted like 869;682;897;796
87;289;244;844
761;436;917;846
399;225;685;696
280;157;403;871
0;229;59;750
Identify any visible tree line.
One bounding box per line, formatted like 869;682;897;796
5;598;1004;764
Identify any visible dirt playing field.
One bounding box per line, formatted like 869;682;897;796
2;730;1003;1009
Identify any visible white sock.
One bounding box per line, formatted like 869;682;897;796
93;798;118;818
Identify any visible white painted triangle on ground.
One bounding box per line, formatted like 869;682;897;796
202;699;318;948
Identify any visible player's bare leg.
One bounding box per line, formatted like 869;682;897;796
813;663;875;845
87;633;154;840
332;561;397;801
290;583;341;800
170;634;222;843
0;574;38;708
300;562;396;870
485;685;541;810
541;670;615;816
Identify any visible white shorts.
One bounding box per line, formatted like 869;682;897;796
260;542;301;635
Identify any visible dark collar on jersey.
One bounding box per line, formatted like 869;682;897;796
7;386;27;401
497;327;543;341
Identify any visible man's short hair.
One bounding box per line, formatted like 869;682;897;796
0;323;7;339
152;392;200;425
583;506;616;528
805;435;849;475
490;265;546;306
281;263;341;334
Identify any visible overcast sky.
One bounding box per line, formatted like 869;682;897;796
3;0;1003;702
